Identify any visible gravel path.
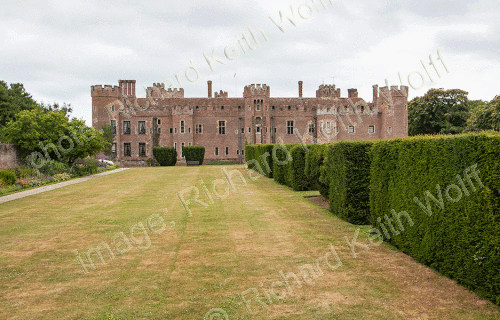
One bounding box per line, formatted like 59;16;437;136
0;168;129;204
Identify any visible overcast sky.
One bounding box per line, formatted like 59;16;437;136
1;0;499;125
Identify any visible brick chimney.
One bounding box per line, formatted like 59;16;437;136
298;81;303;98
348;88;358;98
208;80;212;98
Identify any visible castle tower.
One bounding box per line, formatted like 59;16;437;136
376;85;409;138
243;84;271;144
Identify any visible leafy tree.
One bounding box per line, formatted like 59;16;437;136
1;108;109;167
408;88;470;135
100;124;114;158
466;96;500;132
0;81;38;128
39;101;73;118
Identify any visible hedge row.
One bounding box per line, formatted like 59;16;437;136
182;146;205;165
153;147;177;166
245;132;500;305
370;132;500;306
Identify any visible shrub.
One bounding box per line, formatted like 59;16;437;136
147;158;160;167
39;160;69;176
325;140;373;225
0;169;17;185
153;147;177;166
369;132;500;306
305;144;328;197
53;173;71;181
70;158;99;177
288;145;311;191
8;166;40;179
272;144;294;185
205;160;235;165
182;146;205;165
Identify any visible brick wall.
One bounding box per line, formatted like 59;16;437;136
0;144;22;169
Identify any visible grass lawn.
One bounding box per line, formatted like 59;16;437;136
0;165;499;319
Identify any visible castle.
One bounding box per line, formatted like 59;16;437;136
91;80;409;166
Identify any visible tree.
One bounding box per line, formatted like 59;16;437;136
408;88;470;136
1;108;110;167
100;124;114;158
0;81;38;128
466;96;500;132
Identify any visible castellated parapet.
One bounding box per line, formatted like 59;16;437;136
214;90;228;98
91;85;121;97
244;84;270;97
316;84;341;98
146;83;185;98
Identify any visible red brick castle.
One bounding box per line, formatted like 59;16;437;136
91;80;409;166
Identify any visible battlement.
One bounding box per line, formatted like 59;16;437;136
91;85;121;97
316;84;341;98
244;84;270;97
146;83;185;99
377;85;409;98
214;90;228;98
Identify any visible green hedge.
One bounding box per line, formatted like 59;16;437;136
305;144;328;197
272;143;295;186
0;169;17;185
182;146;205;165
370;132;500;306
288;145;311;191
324;141;373;225
153;147;177;166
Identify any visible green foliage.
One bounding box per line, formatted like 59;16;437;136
369;132;500;306
288;145;310;191
272;144;295;186
0;169;17;185
324;141;372;224
146;158;160;167
305;144;328;197
39;160;69;176
53;173;71;181
466;96;500;132
0;81;38;129
70;158;99;177
408;88;470;136
182;146;205;165
153;147;177;166
8;166;40;179
1;108;109;165
100;124;114;158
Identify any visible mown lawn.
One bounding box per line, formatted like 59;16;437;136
0;165;499;319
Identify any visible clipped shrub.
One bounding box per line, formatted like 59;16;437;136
0;169;17;185
325;140;373;225
288;145;311;191
370;132;500;306
272;144;294;185
182;146;205;165
153;146;177;166
206;160;234;165
305;144;328;197
70;158;99;177
39;160;70;176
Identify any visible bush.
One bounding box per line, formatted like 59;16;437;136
147;158;160;167
70;158;99;177
305;144;328;197
205;160;235;165
289;145;311;191
369;132;500;306
8;166;40;179
272;144;295;186
182;146;205;165
0;169;16;185
325;140;373;225
153;147;177;166
53;173;71;181
39;160;69;176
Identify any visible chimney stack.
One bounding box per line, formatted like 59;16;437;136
208;80;212;98
298;81;303;98
348;88;358;98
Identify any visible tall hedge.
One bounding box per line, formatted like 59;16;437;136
182;146;205;165
370;132;500;306
153;147;177;166
288;145;311;191
324;141;373;224
305;144;328;196
272;143;295;186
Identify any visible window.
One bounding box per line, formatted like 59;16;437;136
181;143;185;157
221;106;224;110
180;120;185;133
139;143;146;157
174;142;177;152
225;147;229;155
124;143;131;156
158;119;161;125
237;150;240;155
248;106;251;111
288;106;291;110
215;147;219;156
189;127;191;133
218;120;226;135
123;121;131;135
195;124;203;134
369;125;375;133
242;150;244;155
111;105;115;112
287;120;294;134
170;128;173;134
241;128;244;133
238;106;241;110
188;142;191;146
388;126;392;134
348;126;355;133
256;104;260;111
138;121;146;135
272;105;275;110
274;128;277;133
248;127;251;133
196;106;199;110
112;143;117;157
175;128;177;134
110;120;117;135
308;123;314;133
256;126;260;133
